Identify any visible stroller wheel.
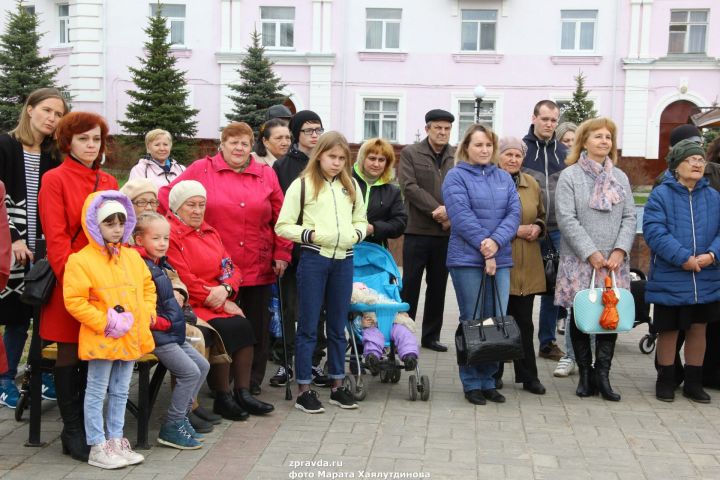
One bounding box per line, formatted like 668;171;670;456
390;368;401;384
379;370;390;383
354;376;367;401
420;375;431;401
15;391;28;422
408;375;418;401
639;334;656;354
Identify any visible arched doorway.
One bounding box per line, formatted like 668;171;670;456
283;98;297;115
659;100;700;160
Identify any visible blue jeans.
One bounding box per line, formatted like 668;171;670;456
449;267;510;392
539;229;562;348
295;251;353;385
84;359;134;445
0;318;31;380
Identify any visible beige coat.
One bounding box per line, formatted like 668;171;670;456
510;172;547;296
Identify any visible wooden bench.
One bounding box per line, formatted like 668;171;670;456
32;344;168;449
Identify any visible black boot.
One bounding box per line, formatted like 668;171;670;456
570;320;596;397
213;391;249;421
234;388;275;415
595;337;621;402
54;366;90;461
683;365;711;403
656;365;675;402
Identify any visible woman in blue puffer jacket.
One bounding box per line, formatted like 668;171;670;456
644;139;720;404
442;123;520;406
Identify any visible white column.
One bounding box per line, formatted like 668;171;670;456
639;0;653;58
68;0;104;104
312;0;322;52
628;0;642;59
621;69;650;157
321;0;332;53
309;65;332;128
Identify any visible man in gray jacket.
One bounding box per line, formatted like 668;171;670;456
398;109;456;352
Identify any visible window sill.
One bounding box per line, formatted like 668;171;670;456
144;47;192;59
659;53;714;62
264;46;296;52
550;55;602;65
451;53;504;64
358;51;408;62
50;46;73;56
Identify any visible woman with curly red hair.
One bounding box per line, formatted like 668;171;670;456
38;111;118;462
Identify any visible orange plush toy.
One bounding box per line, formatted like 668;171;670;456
599;275;619;330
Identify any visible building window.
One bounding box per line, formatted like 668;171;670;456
557;100;572;123
363;99;399;142
23;5;35;15
150;3;186;46
560;10;597;51
668;10;708;54
58;3;69;44
260;6;295;49
365;8;401;50
458;100;495;139
461;10;497;51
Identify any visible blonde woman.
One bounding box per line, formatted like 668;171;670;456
128;129;185;188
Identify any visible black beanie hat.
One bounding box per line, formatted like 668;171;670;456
667;139;706;171
669;124;702;147
289;110;323;142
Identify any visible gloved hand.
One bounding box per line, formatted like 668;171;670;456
105;306;134;339
151;316;172;332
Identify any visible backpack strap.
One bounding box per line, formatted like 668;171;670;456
296;177;305;226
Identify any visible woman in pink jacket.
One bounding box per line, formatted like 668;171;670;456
160;122;293;394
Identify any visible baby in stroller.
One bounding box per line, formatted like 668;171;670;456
352;282;419;373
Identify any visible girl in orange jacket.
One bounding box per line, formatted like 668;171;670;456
63;190;155;470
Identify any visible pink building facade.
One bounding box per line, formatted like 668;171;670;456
3;0;718;160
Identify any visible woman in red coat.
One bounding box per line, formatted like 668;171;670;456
166;180;274;420
159;122;292;393
38;112;118;462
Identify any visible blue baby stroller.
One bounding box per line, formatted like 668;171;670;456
346;242;430;401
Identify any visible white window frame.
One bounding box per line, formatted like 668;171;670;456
260;6;295;50
150;3;187;48
365;8;402;51
560;10;598;53
58;3;70;45
460;9;497;52
354;92;405;144
450;93;503;144
23;5;35;15
668;9;709;54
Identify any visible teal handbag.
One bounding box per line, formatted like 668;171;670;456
572;270;635;334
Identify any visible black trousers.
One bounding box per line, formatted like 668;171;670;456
496;295;540;383
703;321;720;387
236;284;272;387
401;234;449;344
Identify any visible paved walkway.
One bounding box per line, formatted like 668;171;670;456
1;284;719;480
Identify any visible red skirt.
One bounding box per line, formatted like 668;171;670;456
39;280;81;343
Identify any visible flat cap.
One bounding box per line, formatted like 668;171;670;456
425;109;455;124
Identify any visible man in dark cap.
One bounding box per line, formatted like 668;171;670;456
266;104;292;122
397;109;456;352
271;110;328;387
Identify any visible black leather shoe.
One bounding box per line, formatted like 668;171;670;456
188;410;214;433
481;388;506;403
421;341;448;352
234;388;275;415
464;389;486;405
193;405;222;425
250;382;261;396
213;392;249;421
522;380;547;395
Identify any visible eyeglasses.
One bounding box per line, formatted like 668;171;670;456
685;157;707;167
132;200;160;208
300;127;324;136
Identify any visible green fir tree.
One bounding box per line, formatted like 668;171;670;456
226;30;286;132
562;72;598;125
0;1;63;133
120;3;198;161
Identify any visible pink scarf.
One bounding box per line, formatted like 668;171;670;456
578;153;626;212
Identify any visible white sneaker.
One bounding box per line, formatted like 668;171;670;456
109;437;145;465
88;440;128;470
553;357;576;377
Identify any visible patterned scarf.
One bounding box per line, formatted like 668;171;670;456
578;152;626;212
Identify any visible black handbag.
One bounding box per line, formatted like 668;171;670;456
542;247;560;295
20;257;55;306
455;274;524;366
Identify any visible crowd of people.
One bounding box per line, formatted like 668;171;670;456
1;88;720;469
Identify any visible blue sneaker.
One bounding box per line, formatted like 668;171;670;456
182;417;205;441
157;420;202;450
0;379;19;409
42;373;56;401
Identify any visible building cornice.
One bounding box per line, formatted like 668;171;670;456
622;56;720;70
215;51;336;66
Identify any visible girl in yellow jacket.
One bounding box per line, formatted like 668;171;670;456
64;191;155;470
275;131;367;414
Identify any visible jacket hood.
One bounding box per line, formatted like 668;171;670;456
661;169;710;193
353;162;390;186
523;124;557;146
81;190;137;248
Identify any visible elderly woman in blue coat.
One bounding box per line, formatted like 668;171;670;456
442;124;520;406
643;139;720;403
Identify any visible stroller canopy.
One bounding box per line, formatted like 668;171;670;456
352;242;403;303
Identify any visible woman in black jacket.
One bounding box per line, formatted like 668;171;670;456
352;138;407;248
0;88;68;408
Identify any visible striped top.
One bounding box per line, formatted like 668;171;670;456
24;150;41;251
